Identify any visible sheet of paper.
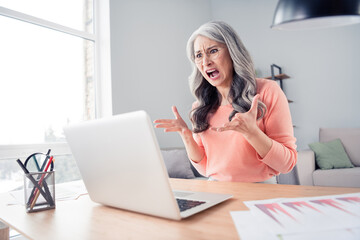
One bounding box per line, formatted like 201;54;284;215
230;211;280;240
231;192;360;240
281;228;360;240
7;180;88;205
55;180;88;201
230;211;360;240
243;192;360;235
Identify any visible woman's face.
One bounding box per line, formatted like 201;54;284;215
193;35;233;90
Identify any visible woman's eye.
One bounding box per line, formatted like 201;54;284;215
210;49;218;54
195;53;203;58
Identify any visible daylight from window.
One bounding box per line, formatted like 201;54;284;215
0;0;94;193
0;0;94;144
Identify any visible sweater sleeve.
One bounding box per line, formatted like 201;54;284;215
258;81;297;174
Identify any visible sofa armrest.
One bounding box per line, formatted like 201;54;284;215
296;150;316;186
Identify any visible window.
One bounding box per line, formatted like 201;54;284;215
0;1;111;193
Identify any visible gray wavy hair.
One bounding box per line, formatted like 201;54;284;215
186;20;266;133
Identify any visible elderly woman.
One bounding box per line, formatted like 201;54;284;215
154;21;297;183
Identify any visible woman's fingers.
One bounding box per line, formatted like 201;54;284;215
233;95;259;121
164;127;182;132
154;106;189;134
153;119;174;124
248;94;259;118
154;106;183;124
250;94;259;110
154;123;176;128
211;120;233;132
154;120;181;132
172;106;182;120
211;122;237;132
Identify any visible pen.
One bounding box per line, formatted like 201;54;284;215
39;149;51;171
29;156;55;209
32;155;41;172
16;159;51;205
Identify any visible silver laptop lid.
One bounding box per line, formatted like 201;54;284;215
64;111;182;220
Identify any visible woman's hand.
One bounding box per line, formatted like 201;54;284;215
210;95;260;138
211;95;272;158
154;106;204;162
154;106;192;138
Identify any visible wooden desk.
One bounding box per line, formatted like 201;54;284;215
0;179;359;240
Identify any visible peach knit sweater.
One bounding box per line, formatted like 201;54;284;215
191;78;297;182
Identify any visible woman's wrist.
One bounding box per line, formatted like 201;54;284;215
245;127;273;158
243;126;261;141
179;129;204;163
180;128;193;139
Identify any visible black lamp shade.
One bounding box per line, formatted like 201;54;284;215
271;0;360;30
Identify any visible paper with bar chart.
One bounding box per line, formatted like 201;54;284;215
242;192;360;235
230;211;360;240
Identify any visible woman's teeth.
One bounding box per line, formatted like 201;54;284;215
207;70;219;78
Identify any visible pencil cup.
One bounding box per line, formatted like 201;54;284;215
24;171;56;213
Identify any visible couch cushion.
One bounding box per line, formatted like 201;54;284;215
313;167;360;188
309;139;354;169
320;128;360;167
161;149;196;179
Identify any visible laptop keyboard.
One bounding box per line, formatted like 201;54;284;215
176;198;206;212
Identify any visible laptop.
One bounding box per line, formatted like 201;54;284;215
63;110;232;220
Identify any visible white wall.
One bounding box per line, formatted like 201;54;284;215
109;0;211;148
110;0;360;150
210;0;360;150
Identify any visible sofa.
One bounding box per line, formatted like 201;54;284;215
161;148;206;180
296;128;360;188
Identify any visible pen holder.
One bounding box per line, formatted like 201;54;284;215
24;171;56;213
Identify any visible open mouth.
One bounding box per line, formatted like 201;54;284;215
206;69;220;79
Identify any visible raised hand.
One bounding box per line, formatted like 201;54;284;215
154;106;204;162
210;95;260;138
154;106;192;137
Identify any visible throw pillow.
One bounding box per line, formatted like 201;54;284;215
309;138;354;170
161;149;196;179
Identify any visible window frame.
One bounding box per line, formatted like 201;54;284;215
0;0;112;160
